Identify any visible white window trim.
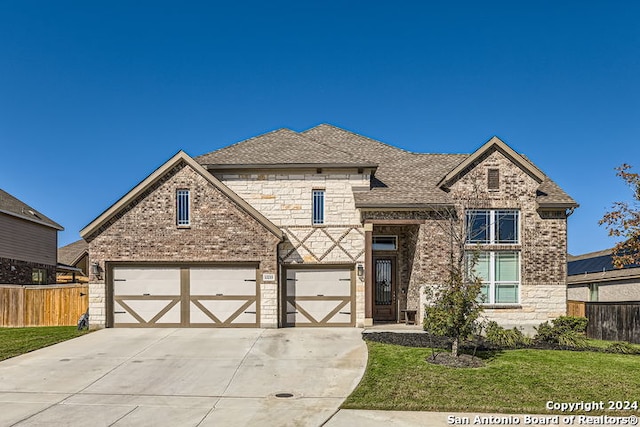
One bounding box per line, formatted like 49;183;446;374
476;251;521;305
466;209;520;245
176;189;191;227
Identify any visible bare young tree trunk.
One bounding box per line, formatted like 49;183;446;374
451;337;459;358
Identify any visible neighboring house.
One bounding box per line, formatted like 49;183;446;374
80;124;577;331
0;188;64;285
57;239;89;283
568;249;640;302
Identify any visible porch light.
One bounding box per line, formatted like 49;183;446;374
90;262;101;279
357;264;364;280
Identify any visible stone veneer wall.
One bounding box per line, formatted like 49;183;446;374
217;170;368;325
0;257;56;285
86;162;281;329
214;170;368;226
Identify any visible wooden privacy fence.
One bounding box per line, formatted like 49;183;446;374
585;301;640;344
567;300;586;317
0;284;88;327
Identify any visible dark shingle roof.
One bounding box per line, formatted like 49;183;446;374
58;239;88;265
196;124;576;208
0;188;63;230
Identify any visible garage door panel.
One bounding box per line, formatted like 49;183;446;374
112;265;258;328
286;268;354;327
190;300;257;325
114;267;181;295
190;267;256;296
115;299;181;324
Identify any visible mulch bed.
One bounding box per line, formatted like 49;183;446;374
362;331;634;354
427;352;486;368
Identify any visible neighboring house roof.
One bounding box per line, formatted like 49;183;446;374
58;239;89;266
80;151;284;241
197;124;577;209
0;188;63;230
568;248;640;285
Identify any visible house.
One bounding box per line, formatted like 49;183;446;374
0;188;64;285
80;124;577;331
57;239;89;283
568;249;640;302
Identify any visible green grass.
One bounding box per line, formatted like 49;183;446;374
343;341;640;415
0;326;89;361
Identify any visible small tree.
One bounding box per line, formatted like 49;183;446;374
423;258;484;358
422;204;485;359
599;164;640;268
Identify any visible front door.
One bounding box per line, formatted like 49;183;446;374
373;257;396;321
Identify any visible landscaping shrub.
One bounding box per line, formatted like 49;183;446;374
551;316;588;334
534;316;588;348
606;342;640;354
484;321;531;348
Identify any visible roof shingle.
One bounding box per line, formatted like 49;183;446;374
196;124;577;209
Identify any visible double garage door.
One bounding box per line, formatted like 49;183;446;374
285;268;355;327
112;265;258;327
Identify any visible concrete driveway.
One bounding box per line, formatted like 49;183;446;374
0;328;367;426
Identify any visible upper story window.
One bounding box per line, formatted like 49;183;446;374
466;209;519;244
372;236;398;251
312;189;325;225
176;189;190;226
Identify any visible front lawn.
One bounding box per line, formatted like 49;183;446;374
343;341;640;415
0;326;89;361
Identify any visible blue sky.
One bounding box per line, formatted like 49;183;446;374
1;1;638;254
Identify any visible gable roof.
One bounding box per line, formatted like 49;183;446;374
196;128;376;169
80;151;284;241
438;136;546;188
0;188;63;230
58;239;89;266
196;124;577;209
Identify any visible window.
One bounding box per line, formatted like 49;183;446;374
469;251;520;304
466;210;519;244
32;268;47;285
372;236;398;251
312;190;325;225
589;283;599;302
176;189;190;226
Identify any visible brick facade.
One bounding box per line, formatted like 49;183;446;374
87;161;281;328
447;150;568;332
84;132;573;332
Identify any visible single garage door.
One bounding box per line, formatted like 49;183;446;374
285;268;354;327
112;265;258;327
